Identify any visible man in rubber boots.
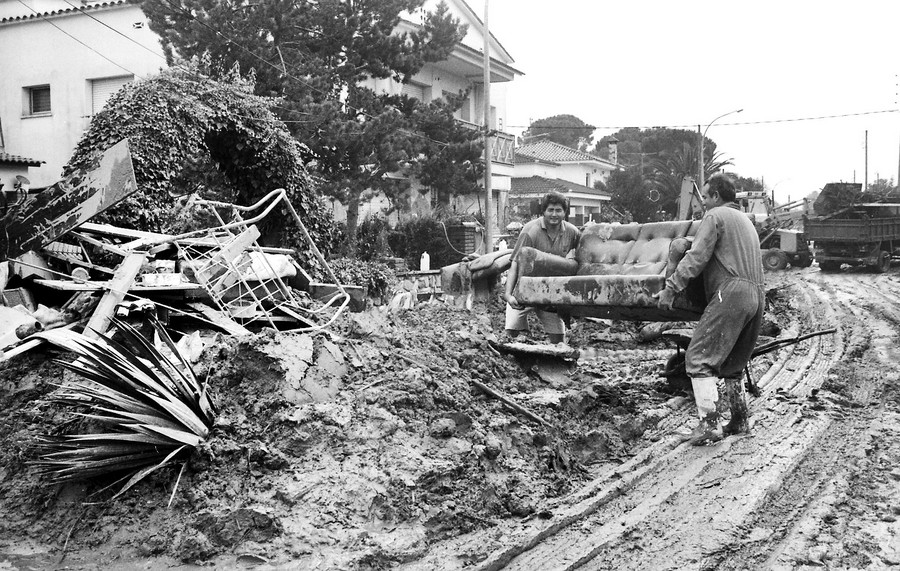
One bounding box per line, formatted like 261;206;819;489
655;174;765;445
504;192;581;344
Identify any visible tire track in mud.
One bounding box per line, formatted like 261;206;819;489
709;270;900;570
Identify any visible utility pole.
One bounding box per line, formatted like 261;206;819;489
482;0;493;254
697;125;703;189
865;130;869;192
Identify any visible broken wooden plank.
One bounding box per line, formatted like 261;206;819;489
194;225;261;295
84;252;146;339
70;231;129;257
186;302;251;336
34;279;205;293
0;139;137;261
470;378;550;426
41;250;116;276
488;340;580;361
77;222;295;255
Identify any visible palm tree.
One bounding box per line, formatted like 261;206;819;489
648;144;733;218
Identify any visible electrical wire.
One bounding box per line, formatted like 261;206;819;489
509;109;900;131
15;0;143;79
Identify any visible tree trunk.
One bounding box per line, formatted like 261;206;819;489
344;186;363;258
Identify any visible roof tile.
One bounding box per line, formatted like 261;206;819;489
511;176;611;198
515;140;615;167
0;152;43;166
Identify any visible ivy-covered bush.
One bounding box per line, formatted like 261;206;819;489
322;259;396;300
64;60;339;266
387;216;460;270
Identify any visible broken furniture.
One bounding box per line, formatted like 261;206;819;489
513;220;707;322
440;248;513;301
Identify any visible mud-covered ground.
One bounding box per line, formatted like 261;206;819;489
0;266;897;570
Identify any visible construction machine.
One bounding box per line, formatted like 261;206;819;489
675;176;813;270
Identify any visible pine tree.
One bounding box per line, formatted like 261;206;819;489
137;0;482;254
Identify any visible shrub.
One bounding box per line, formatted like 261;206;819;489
321;258;396;300
387;216;461;270
355;216;393;262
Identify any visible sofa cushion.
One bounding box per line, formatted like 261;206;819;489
576;223;640;275
622;220;695;275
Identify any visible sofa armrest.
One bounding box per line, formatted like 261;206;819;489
516;246;579;278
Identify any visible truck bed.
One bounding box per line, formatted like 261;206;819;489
805;216;900;243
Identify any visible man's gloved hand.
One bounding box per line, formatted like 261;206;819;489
653;287;677;311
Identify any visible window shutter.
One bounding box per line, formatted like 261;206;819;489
91;76;133;115
400;82;425;101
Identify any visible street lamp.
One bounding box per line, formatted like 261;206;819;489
698;108;743;190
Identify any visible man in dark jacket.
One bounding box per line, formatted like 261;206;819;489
656;174;765;444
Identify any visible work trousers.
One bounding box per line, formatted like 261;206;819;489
686;278;765;379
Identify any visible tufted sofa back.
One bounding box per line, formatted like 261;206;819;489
576;220;699;276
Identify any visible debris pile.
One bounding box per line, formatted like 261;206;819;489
1;140;353;364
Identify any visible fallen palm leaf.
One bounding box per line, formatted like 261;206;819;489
30;316;217;500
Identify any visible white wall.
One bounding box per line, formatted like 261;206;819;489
0;3;163;187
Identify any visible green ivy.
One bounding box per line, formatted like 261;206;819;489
65;61;338;265
322;258;396;300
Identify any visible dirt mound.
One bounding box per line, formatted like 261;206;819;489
0;299;685;569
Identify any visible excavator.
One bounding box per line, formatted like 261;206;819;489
675;176;813;270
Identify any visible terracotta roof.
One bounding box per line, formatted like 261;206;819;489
0;152;43;166
511;176;612;199
0;0;128;24
515;140;617;167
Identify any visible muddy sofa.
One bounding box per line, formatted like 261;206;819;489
513;220;707;321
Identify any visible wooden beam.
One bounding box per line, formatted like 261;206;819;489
70;231;128;257
0;139;137;261
186;302;251;336
84;252;146;339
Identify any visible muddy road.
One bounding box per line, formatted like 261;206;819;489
2;265;899;570
405;267;900;570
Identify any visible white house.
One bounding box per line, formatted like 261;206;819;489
511;139;618;226
351;0;521;225
0;0;163;188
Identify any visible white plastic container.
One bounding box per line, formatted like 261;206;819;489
419;251;430;271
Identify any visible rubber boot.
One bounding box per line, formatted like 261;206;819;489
680;376;723;446
722;377;751;436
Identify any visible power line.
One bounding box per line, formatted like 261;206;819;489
60;0;167;62
15;0;142;79
509;109;900;131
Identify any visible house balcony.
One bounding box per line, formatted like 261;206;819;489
457;119;515;166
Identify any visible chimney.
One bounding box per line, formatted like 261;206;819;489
607;137;619;165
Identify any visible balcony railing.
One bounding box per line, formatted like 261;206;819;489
458;119;515;166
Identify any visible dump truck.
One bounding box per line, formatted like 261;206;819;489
805;183;900;272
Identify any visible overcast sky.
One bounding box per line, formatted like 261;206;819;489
486;0;900;203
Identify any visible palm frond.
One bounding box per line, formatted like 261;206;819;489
30;316;217;499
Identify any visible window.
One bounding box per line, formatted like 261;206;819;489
91;75;133;115
400;82;425;101
26;85;51;115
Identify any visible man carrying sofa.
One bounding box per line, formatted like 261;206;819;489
504;192;581;344
655;174;765;445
